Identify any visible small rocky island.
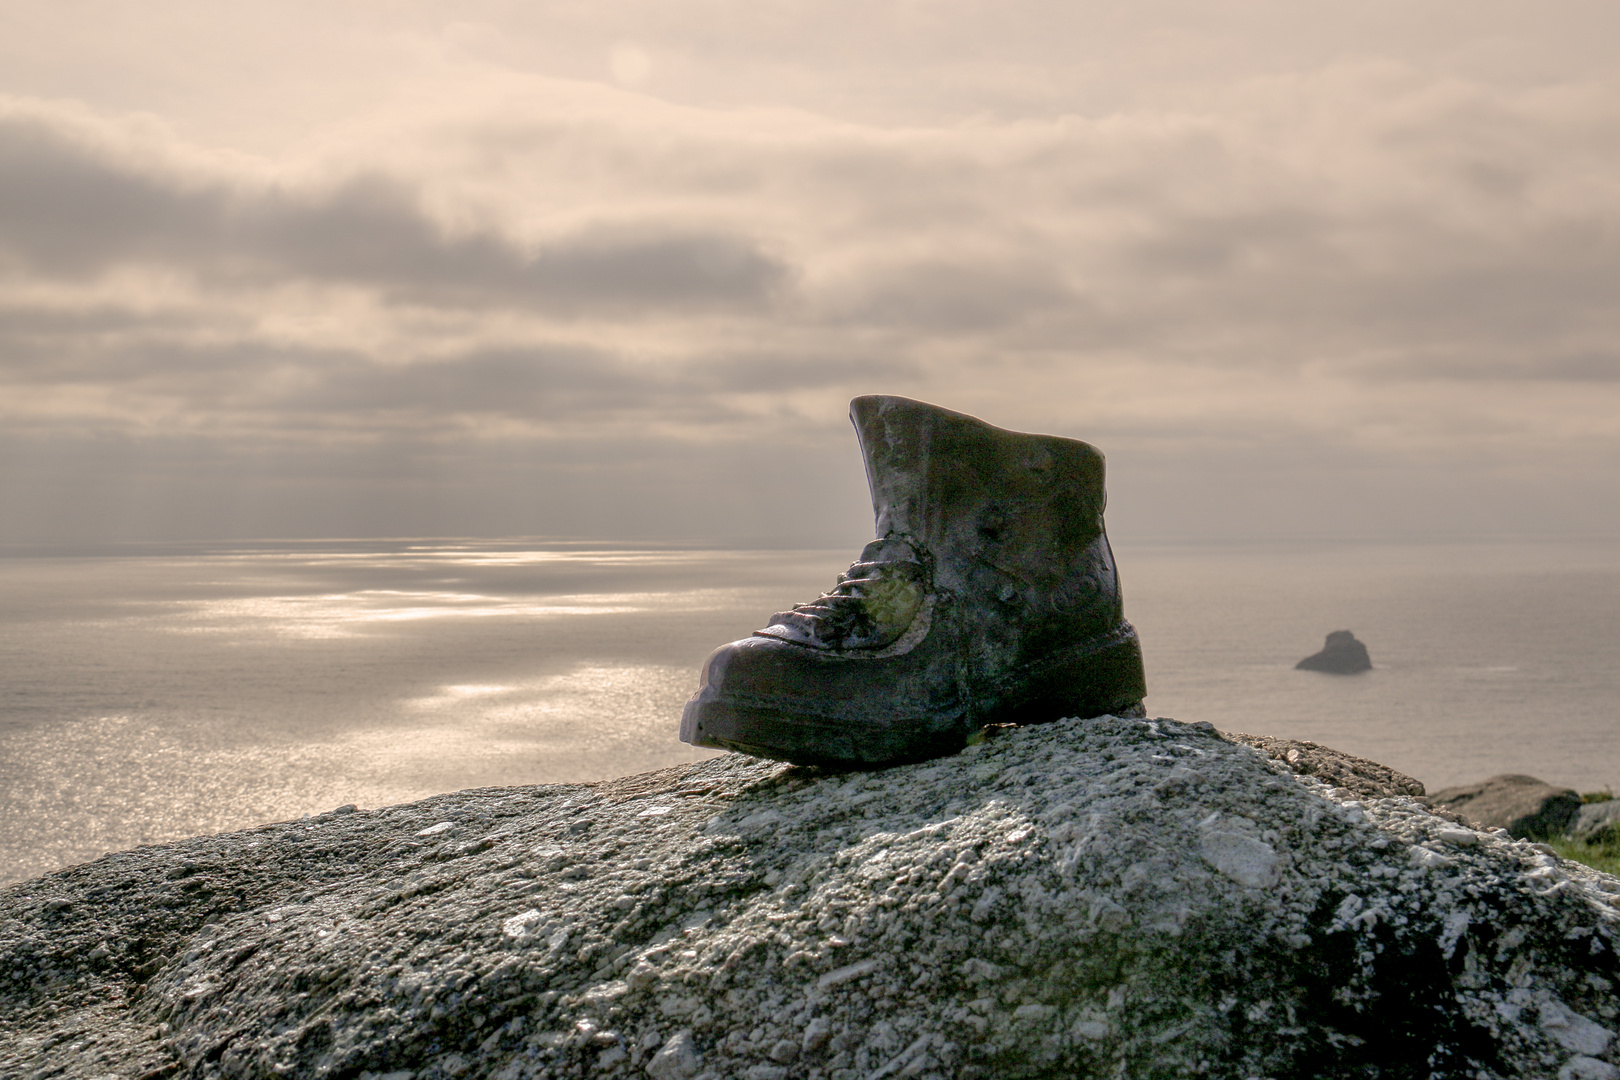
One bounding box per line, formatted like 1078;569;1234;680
3;715;1618;1079
1295;630;1374;674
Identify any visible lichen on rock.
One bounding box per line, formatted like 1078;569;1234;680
2;715;1617;1079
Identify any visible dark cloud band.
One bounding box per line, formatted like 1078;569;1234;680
0;116;787;310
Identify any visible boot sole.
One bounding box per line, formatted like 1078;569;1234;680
681;624;1146;768
681;701;970;769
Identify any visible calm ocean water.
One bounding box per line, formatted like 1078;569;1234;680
2;537;1616;885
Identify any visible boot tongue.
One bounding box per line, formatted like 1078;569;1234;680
754;538;926;650
858;536;921;565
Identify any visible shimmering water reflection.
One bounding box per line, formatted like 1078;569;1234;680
0;542;842;884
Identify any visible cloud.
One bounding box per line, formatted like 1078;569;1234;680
3;44;1620;543
0;113;215;273
0;313;922;443
1348;351;1620;384
0;111;788;311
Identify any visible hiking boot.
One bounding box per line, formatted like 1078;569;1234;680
680;395;1146;767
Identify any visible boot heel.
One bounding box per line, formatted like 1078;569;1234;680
993;625;1147;726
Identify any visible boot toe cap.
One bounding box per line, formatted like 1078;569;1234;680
679;635;967;767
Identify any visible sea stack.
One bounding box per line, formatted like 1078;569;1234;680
1295;630;1372;674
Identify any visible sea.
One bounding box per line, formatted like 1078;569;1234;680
2;537;1617;886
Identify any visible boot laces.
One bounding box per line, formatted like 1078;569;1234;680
756;539;927;649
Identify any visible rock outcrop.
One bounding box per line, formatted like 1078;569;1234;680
3;715;1619;1080
1294;630;1373;674
1221;733;1426;799
1576;801;1620;843
1430;774;1585;840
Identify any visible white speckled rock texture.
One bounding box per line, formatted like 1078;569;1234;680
3;715;1617;1079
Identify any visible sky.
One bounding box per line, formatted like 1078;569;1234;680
3;1;1619;548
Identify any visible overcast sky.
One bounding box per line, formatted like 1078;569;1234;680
3;1;1618;547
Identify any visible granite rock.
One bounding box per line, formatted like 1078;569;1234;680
2;716;1618;1080
1222;733;1425;799
1430;774;1585;840
1295;630;1373;674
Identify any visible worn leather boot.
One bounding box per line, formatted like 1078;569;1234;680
680;395;1146;767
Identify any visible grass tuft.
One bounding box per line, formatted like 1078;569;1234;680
1553;794;1620;875
1549;837;1620;877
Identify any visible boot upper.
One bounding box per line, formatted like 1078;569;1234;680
851;394;1112;604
